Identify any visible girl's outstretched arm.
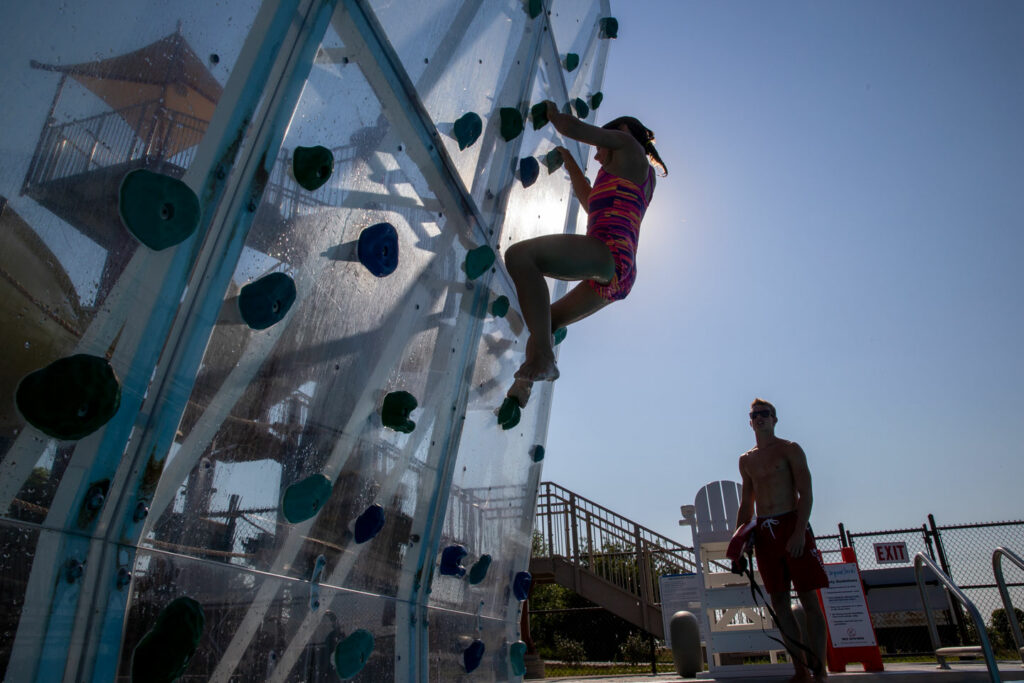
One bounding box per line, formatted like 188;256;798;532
545;100;632;150
556;146;591;209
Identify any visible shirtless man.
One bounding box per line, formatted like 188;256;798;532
736;398;829;682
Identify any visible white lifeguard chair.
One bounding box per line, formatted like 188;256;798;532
681;480;794;678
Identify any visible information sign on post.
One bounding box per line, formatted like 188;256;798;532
820;562;877;648
658;573;703;647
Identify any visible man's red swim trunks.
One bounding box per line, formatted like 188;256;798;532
753;510;829;594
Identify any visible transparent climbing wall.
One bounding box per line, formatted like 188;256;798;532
0;0;611;680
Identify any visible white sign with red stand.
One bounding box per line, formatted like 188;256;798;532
816;547;884;672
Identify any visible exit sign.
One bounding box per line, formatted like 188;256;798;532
873;541;910;564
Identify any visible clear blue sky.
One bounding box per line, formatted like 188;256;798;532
544;1;1024;544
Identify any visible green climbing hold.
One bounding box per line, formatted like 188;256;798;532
238;272;296;330
543;149;564;174
16;354;121;440
498;397;521;430
530;102;549;130
453;112;483;150
381;390;418;433
131;596;205;683
510;641;528;676
468;554;492;584
600;17;618;39
531;445;545;462
527;0;542;19
282;474;333;524
553;327;567;345
589;92;604;110
573;98;590;119
292;145;334;192
565;53;580;72
119;169;201;251
491;295;510;318
499;108;525;142
334;629;375;678
465;245;496;280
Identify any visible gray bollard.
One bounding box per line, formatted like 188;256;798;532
669;610;702;678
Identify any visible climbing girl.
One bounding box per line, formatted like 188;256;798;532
505;101;667;407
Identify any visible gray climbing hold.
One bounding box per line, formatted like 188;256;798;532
119;169;201;251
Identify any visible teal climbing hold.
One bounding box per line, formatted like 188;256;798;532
530;102;549;130
599;17;618;39
463;639;486;673
131;596;205;683
334;629;375;678
510;641;528;676
553;327;567;345
543;149;563;174
453;112;483;150
589;91;604;110
292;145;334;191
499;108;524;142
520;157;540;188
491;295;510;318
282;474;333;524
498;397;521;430
468;554;492;584
465;245;496;280
565;53;580;72
381;390;418;433
573;98;589;119
527;0;542;19
238;272;296;330
119;169;200;251
531;445;545;462
16;354;121;440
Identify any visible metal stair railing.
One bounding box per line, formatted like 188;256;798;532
993;547;1024;666
533;481;697;608
914;551;1002;682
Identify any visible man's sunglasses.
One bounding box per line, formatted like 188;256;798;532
749;409;774;419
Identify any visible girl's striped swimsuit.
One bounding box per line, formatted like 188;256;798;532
585;165;654;301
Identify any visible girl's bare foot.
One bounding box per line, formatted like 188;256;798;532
507;379;533;408
514;354;559;382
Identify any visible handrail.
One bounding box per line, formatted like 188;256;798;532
993;547;1024;665
914;552;1001;681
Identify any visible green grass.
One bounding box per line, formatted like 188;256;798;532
543;661;678;677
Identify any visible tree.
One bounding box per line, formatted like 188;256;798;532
989;607;1024;654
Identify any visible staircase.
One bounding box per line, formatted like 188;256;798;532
530;482;697;639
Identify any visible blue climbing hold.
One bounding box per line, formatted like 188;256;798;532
513;571;532;601
468;554;492;585
357;222;399;277
519;157;539;188
354;504;386;543
463;639;486;673
334;629;375;678
282;474;333;524
238;272;296;330
510;641;527;676
440;544;468;577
